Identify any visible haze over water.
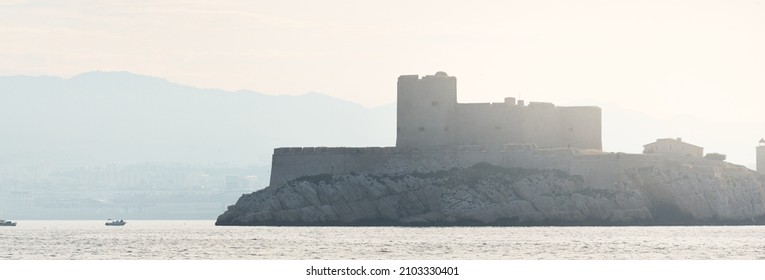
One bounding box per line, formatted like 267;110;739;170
2;221;765;259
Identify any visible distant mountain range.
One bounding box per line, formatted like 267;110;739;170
0;71;394;166
1;71;760;168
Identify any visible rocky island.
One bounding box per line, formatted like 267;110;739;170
216;72;765;226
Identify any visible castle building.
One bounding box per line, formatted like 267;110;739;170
757;138;765;175
643;138;703;158
269;72;604;186
396;72;602;150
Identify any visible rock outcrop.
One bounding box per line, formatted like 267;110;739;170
216;161;765;226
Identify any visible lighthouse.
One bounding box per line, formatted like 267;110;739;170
758;138;765;175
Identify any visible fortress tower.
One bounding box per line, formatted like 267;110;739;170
396;71;457;147
758;138;765;175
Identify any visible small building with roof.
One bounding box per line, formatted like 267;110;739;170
643;138;703;158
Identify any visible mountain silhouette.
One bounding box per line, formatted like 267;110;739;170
0;71;395;166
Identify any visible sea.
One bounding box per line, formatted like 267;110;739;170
3;220;765;260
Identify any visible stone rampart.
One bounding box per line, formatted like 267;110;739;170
268;144;723;187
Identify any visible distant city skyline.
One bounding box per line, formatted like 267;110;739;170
2;0;765;122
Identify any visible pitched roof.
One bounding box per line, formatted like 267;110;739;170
643;138;703;149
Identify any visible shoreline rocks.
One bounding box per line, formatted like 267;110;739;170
216;162;765;226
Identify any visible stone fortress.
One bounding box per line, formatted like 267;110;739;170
219;72;765;226
269;71;760;186
396;72;601;150
270;71;602;186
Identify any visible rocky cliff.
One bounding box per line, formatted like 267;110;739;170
216;161;765;226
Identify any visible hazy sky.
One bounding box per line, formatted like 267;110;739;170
2;0;764;121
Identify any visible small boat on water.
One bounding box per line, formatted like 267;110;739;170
0;220;17;226
105;219;126;226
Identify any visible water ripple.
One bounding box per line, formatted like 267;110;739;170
2;221;765;259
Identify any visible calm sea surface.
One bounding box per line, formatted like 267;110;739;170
2;220;765;260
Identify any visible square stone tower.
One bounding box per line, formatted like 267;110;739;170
396;72;457;147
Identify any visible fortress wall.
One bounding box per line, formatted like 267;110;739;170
435;150;678;190
454;103;491;146
270;145;676;189
433;149;667;189
568;154;657;188
449;102;602;150
559;106;602;150
270;147;404;186
270;145;543;186
522;103;562;148
454;103;524;146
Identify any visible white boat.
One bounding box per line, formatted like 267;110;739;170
0;220;16;226
105;219;126;226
